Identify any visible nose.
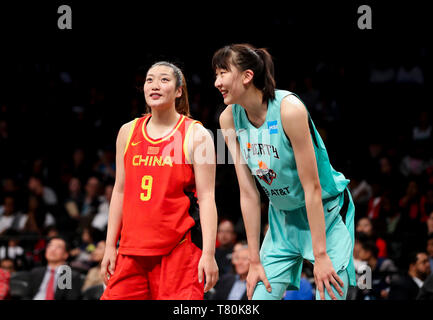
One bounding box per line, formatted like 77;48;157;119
214;76;221;89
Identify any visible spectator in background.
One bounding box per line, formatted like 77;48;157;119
27;236;82;300
348;173;372;218
388;251;431;300
412;111;431;142
0;229;27;270
417;273;433;300
215;219;237;277
70;227;103;273
21;194;56;236
91;182;113;232
212;242;248;300
0;195;26;234
399;179;429;229
82;240;105;293
80;176;103;228
63;177;84;223
93;148;116;181
356;239;397;300
27;176;58;207
0;258;16;274
0;265;10;300
356;217;388;259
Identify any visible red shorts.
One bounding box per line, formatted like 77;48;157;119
100;231;203;300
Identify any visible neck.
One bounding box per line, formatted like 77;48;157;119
238;87;267;121
239;273;247;281
149;106;180;127
369;257;377;270
48;261;65;269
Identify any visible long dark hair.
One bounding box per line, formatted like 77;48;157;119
144;61;191;117
212;43;276;103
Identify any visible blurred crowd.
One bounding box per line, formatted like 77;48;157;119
1;43;432;300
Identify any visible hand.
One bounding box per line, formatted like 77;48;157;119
313;253;344;300
246;261;272;300
100;246;117;285
198;253;219;293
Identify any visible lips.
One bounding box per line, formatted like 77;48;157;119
150;93;162;99
220;90;228;98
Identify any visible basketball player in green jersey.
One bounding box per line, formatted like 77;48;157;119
213;44;356;300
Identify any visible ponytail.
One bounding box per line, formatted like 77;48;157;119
212;43;276;103
145;61;191;117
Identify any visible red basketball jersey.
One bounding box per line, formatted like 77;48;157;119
119;114;201;256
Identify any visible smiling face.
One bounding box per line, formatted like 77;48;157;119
144;65;182;111
214;65;247;105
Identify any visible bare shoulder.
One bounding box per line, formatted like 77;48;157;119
219;105;235;129
118;117;138;142
280;95;308;123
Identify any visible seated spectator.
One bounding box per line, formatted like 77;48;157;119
91;182;113;232
215;219;237;277
211;242;248;300
27;176;58;207
0;266;10;300
27;236;82;300
30;226;60;267
348;174;372;217
63;177;84;222
79;176;103;229
399;179;429;231
0;195;26;234
412;111;432;143
21;194;56;235
356;217;388;258
417;273;433;300
70;227;103;273
81;240;105;293
93;148;116;181
388;251;431;300
0;258;16;274
356;239;398;300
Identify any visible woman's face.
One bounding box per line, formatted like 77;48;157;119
356;218;372;236
144;65;182;110
214;64;245;105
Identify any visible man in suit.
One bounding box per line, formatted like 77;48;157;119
212;242;248;300
26;236;82;300
388;251;431;300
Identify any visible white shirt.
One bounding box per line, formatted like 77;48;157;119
33;267;62;300
412;276;424;289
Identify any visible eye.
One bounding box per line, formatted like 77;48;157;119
145;77;153;83
161;78;169;82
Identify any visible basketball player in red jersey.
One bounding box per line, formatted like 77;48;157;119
100;61;219;300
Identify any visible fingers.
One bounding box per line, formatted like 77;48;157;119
316;276;325;301
263;277;272;293
330;272;344;297
198;266;204;285
324;279;337;300
246;281;254;300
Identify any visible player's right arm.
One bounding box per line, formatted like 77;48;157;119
219;106;272;299
100;120;131;285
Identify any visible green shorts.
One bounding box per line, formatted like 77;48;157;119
253;188;355;299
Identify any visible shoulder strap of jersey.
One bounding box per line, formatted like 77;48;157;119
124;117;139;155
183;118;203;164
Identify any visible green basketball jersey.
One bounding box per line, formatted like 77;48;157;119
232;89;349;211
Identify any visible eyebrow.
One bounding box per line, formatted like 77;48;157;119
147;73;172;77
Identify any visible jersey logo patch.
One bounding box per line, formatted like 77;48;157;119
256;161;277;185
267;120;278;134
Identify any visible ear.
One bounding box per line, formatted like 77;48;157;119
242;69;254;85
175;86;183;99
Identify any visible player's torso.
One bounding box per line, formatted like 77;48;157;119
120;114;198;255
232;90;349;211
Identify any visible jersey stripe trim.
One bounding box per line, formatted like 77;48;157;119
124;118;138;155
142;114;186;145
183;120;202;164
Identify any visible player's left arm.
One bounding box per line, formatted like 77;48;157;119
188;122;219;292
280;95;344;300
